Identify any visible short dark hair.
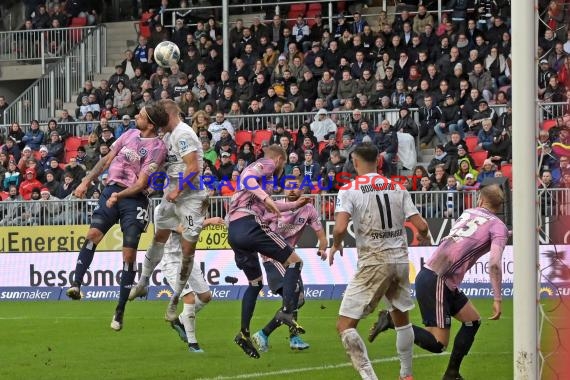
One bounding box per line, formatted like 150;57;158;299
145;104;169;128
352;143;378;164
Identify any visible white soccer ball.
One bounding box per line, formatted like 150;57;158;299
153;41;180;68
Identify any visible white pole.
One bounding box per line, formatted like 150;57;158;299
512;1;539;379
222;0;229;72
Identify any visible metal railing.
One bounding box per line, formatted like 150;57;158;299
539;188;570;217
0;102;521;138
1;25;106;126
0;26;97;73
0;190;485;225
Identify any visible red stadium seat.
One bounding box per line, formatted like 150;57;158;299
65;136;82;152
471;150;488;168
464;136;478;152
542;119;558;131
253;130;273;146
288;4;307;27
64;150;77;164
69;17;87;43
235;130;253;147
500;163;513;185
33;151;42;161
290;130;298;145
0;191;8;200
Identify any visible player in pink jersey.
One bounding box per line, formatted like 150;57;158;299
66;104;169;332
370;184;509;380
251;176;328;352
227;145;311;359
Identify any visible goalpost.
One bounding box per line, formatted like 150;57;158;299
512;1;539;379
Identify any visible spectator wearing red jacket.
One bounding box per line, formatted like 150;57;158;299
19;168;42;200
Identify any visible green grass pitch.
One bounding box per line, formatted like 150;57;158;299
0;299;512;380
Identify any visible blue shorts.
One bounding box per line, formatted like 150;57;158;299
228;215;293;281
415;267;469;329
91;184;150;248
263;260;304;294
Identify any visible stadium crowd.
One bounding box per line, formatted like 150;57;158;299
2;0;570;223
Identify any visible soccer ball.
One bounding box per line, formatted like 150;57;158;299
153;41;180;68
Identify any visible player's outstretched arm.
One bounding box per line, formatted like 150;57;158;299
75;150;117;198
408;214;430;245
488;243;504;320
204;217;225;227
106;172;152;208
329;211;349;266
315;229;328;261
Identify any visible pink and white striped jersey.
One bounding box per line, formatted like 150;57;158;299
426;207;509;291
107;129;166;188
227;158;276;222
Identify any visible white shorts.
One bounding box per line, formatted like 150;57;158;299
160;252;210;297
154;190;209;242
339;262;414;320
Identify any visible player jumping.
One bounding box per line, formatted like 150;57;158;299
128;99;209;322
161;216;225;353
369;184;508;380
251;176;328;352
66;104;169;331
227;144;311;359
329;143;430;380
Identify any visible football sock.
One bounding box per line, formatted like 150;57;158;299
174;254;194;294
139;241;165;286
73;239;97;285
241;282;262;336
412;325;446;353
282;263;302;313
341;328;378;380
194;297;206;313
181;303;197;344
395;323;414;378
446;320;481;375
262;315;281;337
117;262;136;312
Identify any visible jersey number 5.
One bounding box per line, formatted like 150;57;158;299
375;194;393;229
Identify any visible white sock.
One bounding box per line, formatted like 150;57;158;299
140;242;165;284
395;323;414;378
174;255;194;294
181;303;197;344
194;297;206;313
341;328;378;380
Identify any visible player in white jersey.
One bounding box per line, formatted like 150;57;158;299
161;216;225;353
129;99;209;322
329;143;430;380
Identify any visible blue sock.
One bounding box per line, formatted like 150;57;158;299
117;262;136;312
282;263;301;313
73;240;97;285
241;282;262;336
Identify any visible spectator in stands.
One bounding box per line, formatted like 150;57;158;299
428;145;451;174
47;157;63;182
462;173;480;190
214;129;237;155
310;109;337;142
219;170;240;197
2;138;21;163
83;133;99;170
468;99;497;134
487;123;511;166
543;75;567;103
3;161;20;191
418;95;443;148
298;136;318;159
114;80;134;116
99;126;116;146
6;187;41;226
0;185;23;225
301;150;321;183
552;156;569;184
217;152;235;180
375;120;398;176
32;4;51;29
445;131;467;174
76;81;96;107
46;131;64;162
19;168;42;200
8;123;24;150
239;142;255;165
208;113;235;144
64;157;86;184
56;172;75;199
414;175;439;218
334;70;358;108
319;133;339;165
22;120;45;151
115;115;135;139
436;94;464;143
394;106;418;137
477;158;497;183
45;119;68;142
355;120;376;146
538;59;557;99
477;118;497;151
18;146;33;173
108;65;129;91
454;158;479;186
430;164;449;190
39;187;62;224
